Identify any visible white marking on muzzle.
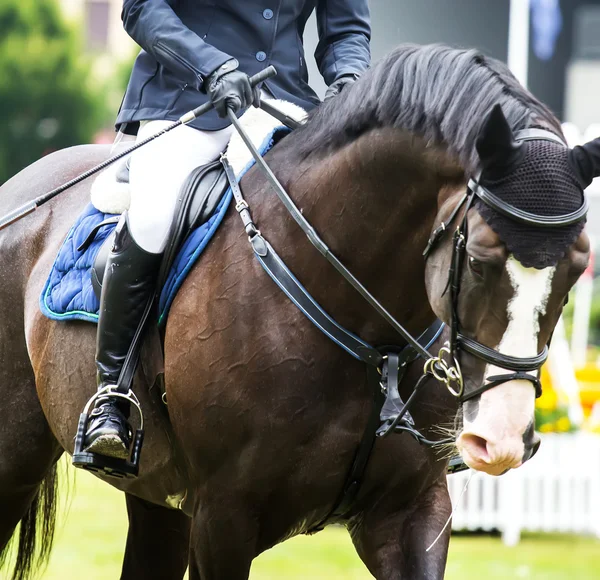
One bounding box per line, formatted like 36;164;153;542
478;256;555;445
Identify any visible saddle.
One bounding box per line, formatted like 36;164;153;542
90;158;229;299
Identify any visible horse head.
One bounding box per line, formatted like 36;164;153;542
425;104;595;475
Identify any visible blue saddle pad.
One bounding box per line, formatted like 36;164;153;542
40;127;286;325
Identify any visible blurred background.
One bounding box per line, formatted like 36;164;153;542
3;0;600;578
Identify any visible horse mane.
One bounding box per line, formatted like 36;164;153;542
293;44;561;172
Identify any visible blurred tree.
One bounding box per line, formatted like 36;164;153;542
115;49;138;95
0;0;107;184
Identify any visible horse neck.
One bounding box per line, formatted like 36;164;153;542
261;126;464;345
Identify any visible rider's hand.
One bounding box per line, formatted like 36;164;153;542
324;73;359;101
206;60;259;118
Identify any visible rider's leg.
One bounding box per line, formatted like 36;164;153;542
128;121;235;254
82;212;162;458
83;121;234;460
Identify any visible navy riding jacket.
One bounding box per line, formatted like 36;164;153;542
116;0;371;132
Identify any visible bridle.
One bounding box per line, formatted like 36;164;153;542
422;128;588;403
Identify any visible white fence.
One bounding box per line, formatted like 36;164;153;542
448;433;600;545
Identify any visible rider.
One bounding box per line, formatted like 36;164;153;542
78;1;372;468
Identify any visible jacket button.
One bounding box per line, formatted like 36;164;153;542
263;9;274;20
256;51;267;62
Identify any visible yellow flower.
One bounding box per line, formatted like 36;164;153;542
536;387;558;411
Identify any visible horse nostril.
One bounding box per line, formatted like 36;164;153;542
459;433;490;462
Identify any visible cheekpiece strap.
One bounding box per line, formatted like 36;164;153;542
423;194;469;258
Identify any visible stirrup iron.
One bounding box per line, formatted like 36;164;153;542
72;387;144;478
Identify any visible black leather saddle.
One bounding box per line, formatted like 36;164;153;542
89;158;229;298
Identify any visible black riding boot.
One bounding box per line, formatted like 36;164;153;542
82;214;162;460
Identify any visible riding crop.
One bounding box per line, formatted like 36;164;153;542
0;66;278;232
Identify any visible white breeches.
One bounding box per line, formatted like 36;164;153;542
128;120;234;253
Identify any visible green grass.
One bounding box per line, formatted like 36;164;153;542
2;464;600;579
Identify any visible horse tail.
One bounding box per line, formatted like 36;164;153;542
0;464;59;580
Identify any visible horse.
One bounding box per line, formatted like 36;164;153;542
0;44;594;579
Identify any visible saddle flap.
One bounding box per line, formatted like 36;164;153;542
91;160;230;300
185;160;229;230
91;229;116;297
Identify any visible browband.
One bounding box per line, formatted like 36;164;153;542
468;178;588;227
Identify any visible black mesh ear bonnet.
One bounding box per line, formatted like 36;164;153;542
475;138;585;268
472;105;593;269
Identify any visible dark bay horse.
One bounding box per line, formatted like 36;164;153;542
0;45;593;579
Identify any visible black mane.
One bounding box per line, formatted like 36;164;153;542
294;44;561;172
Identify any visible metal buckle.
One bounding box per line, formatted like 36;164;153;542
424;342;464;398
235;199;249;212
376;354;388;376
454;229;466;249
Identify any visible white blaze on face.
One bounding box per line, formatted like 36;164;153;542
490;257;555;363
457;257;555;475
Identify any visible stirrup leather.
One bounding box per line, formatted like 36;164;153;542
72;386;144;478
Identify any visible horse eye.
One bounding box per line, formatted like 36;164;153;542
469;256;483;276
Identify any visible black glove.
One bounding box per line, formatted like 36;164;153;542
324;73;359;101
206;59;259;118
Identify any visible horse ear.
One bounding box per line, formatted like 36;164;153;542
476;104;524;177
569;137;600;188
